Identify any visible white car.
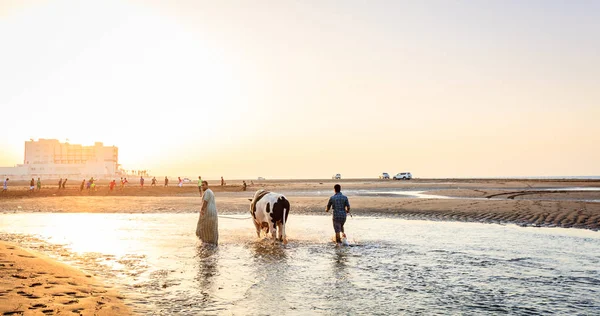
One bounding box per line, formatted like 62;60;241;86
379;172;390;180
182;178;191;183
332;174;341;180
393;172;412;180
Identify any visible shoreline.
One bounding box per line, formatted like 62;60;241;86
1;196;599;231
0;179;598;231
0;241;131;315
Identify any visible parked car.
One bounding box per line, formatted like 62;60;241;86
182;178;191;183
257;177;265;180
393;172;412;180
332;174;341;180
379;172;390;180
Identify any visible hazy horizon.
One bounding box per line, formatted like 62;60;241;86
1;0;599;179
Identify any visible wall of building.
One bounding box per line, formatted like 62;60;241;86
2;139;120;180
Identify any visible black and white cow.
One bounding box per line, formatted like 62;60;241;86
249;189;290;244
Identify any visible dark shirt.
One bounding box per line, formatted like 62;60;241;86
327;192;350;222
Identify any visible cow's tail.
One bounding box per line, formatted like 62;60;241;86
282;199;289;245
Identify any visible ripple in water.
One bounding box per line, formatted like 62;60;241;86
0;213;599;315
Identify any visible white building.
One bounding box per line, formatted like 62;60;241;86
0;139;120;180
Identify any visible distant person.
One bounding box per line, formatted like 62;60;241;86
140;176;145;188
196;181;218;245
325;184;351;247
29;178;35;192
80;179;85;191
198;176;203;194
178;177;183;188
250;180;254;186
123;178;128;189
221;176;225;186
58;178;63;190
62;178;67;189
36;178;41;191
109;180;116;191
151;177;157;186
164;176;169;187
91;181;96;192
242;181;247;191
2;178;8;193
86;180;91;190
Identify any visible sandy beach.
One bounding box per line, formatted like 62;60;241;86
1;179;599;230
0;241;130;316
1;179;599;314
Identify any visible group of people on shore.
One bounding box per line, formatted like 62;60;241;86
1;176;253;194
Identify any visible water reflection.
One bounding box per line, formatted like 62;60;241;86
0;214;599;315
194;244;219;308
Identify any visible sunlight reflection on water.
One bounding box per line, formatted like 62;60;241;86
1;213;599;315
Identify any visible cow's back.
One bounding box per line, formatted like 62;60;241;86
253;193;289;225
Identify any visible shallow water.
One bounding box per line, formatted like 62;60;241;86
1;213;599;315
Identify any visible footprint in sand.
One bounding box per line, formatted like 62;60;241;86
29;283;43;288
11;274;27;279
28;303;47;310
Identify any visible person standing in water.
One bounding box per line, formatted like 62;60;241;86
196;181;218;245
197;176;203;194
326;184;351;246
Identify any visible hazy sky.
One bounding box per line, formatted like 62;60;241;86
1;0;599;179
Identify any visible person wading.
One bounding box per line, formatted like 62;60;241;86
326;184;351;246
197;176;203;195
196;181;218;245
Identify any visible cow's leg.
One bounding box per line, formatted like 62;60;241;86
271;222;278;244
254;220;261;238
277;222;283;241
282;207;288;245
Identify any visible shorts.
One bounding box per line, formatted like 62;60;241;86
333;218;346;233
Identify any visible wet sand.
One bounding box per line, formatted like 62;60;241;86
0;241;130;315
1;179;599;230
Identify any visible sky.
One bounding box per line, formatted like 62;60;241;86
0;0;599;179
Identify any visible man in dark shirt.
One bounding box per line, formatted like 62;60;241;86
326;184;351;246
